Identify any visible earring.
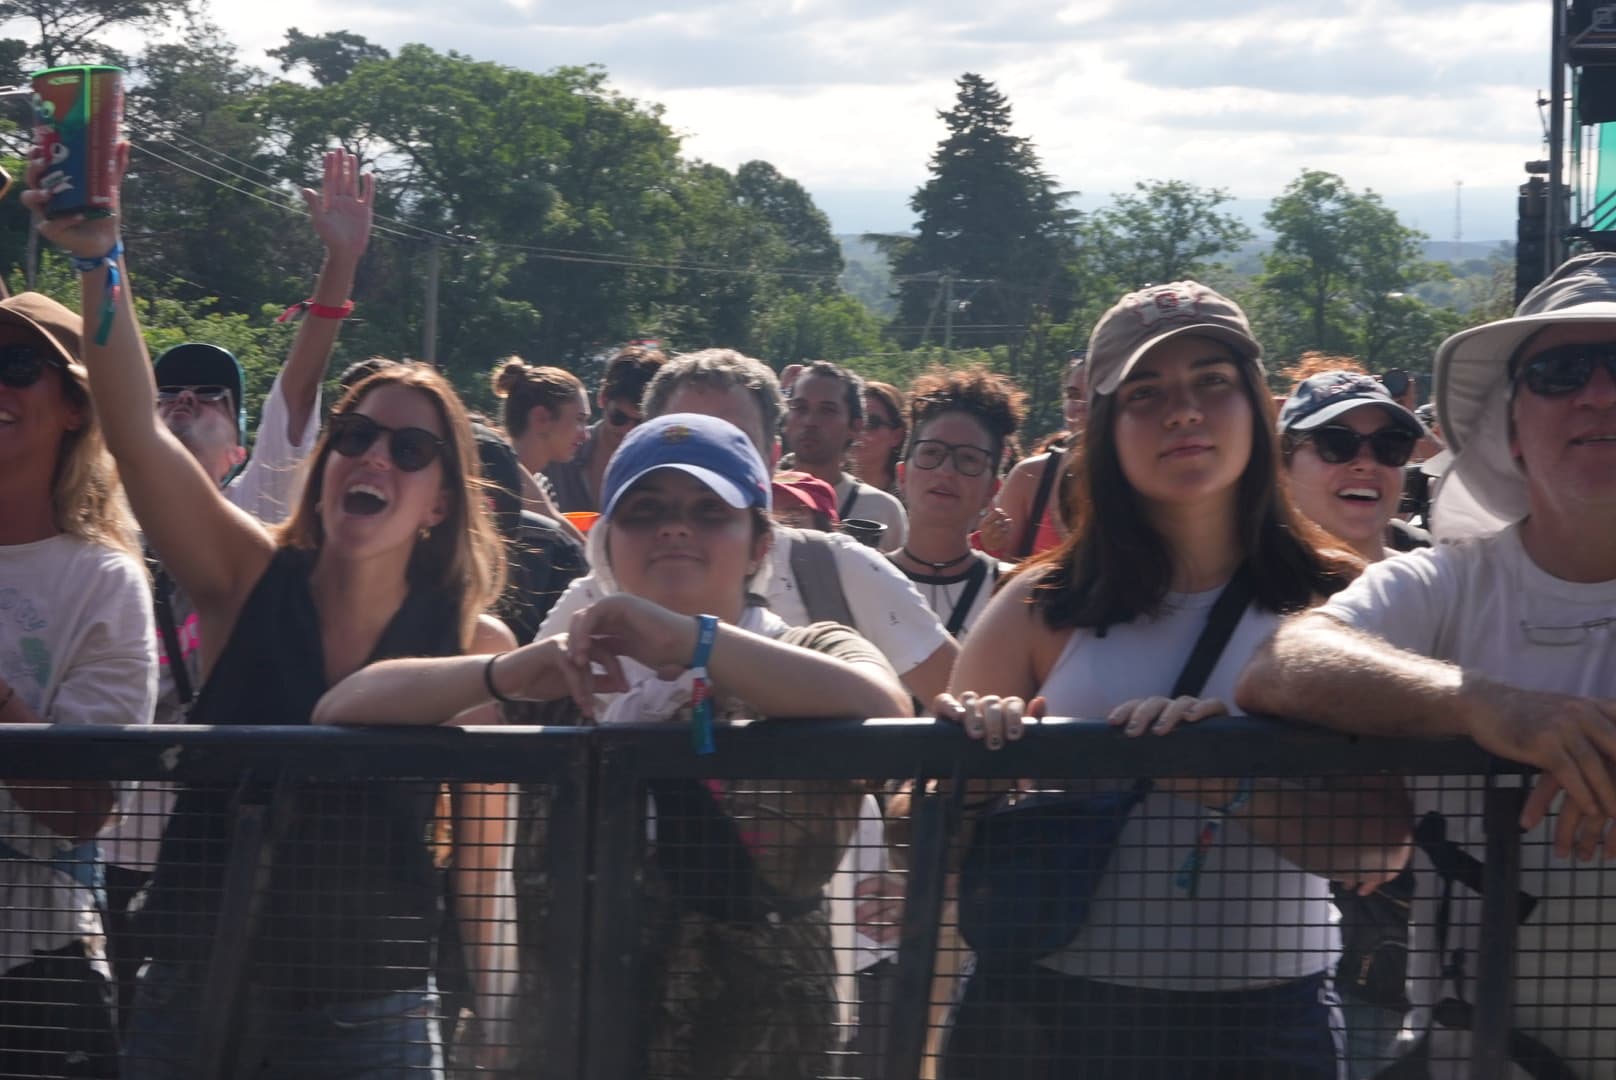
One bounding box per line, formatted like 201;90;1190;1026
418;526;432;541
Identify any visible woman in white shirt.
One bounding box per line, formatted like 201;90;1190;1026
934;282;1410;1079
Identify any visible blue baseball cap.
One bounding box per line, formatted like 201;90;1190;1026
601;413;772;519
1279;370;1423;437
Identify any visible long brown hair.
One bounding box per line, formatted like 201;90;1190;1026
279;364;505;648
1024;342;1359;632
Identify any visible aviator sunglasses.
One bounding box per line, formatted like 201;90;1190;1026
1514;344;1616;398
328;412;446;473
157;385;233;407
1303;425;1417;468
0;344;58;389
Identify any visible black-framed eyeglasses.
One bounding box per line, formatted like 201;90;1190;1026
157;385;233;407
328;412;446;473
909;438;994;476
606;407;642;428
1514;344;1616;398
0;344;55;389
1303;426;1417;468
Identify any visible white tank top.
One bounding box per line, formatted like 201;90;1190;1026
1033;586;1340;991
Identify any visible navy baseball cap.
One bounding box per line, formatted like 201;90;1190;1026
601;413;772;519
153;342;247;442
1279;371;1424;437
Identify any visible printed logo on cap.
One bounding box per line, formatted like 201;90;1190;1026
1128;285;1205;328
661;423;692;443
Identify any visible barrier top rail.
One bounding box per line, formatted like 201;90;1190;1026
1;717;1508;781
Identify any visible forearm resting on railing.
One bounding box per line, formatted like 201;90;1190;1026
0;683;113;840
1230;775;1413;889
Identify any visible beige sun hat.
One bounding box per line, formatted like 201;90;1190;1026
1430;252;1616;539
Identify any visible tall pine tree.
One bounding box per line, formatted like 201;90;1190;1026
880;74;1078;351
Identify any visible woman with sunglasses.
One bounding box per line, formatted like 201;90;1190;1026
934;283;1410;1079
852;381;908;498
889;366;1024;641
1280;370;1430;563
314;412;910;1079
26;157;516;1076
0;291;154;1077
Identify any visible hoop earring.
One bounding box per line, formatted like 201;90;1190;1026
418;526;432;541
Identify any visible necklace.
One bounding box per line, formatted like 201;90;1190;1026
900;545;973;573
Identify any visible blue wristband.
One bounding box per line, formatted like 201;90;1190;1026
688;614;719;755
70;239;122;347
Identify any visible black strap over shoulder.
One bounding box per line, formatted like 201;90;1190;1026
839;484;859;522
944;558;992;638
1015;449;1063;559
1170;566;1255;699
150;561;194;709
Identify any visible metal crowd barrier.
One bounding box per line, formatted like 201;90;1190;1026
0;720;1544;1080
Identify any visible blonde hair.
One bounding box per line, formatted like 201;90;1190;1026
490;357;584;437
280;363;506;649
55;364;140;562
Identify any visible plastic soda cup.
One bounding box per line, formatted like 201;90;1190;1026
31;65;124;220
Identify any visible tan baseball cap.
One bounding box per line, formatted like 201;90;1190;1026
0;291;83;378
1087;281;1262;397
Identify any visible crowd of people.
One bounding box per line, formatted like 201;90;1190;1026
1;137;1615;1080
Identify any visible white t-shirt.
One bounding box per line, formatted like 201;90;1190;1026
102;372;320;870
1034;589;1341;990
835;474;907;552
1319;524;1616;1075
891;551;1007;641
0;535;156;974
535;525;950;679
223;370;322;526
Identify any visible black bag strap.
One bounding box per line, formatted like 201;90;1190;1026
786;528;857;630
839;483;859;523
1015;449;1063;559
151;562;195;709
944;558;992;638
1170;566;1256;699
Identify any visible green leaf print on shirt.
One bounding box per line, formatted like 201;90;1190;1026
19;638;51;690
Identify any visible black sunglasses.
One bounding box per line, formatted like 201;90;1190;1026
328;412;446;473
157;384;233;407
1304;425;1417;468
1515;344;1616;398
0;344;56;390
606;407;642;428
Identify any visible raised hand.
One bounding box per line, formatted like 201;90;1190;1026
23;139;127;259
301;149;374;264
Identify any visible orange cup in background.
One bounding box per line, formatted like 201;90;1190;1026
563;511;600;534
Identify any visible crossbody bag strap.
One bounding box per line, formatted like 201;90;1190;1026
1170;566;1256;699
943;558;992;638
1016;449;1063;559
838;483;859;523
785;528;858;630
152;566;195;709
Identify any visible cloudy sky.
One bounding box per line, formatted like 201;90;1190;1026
204;0;1552;241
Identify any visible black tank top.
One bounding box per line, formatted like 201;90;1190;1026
141;547;460;1001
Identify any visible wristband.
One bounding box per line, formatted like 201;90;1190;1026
484;652;518;705
69;239;122;346
688;615;719;755
1175;777;1254;897
276;298;355;324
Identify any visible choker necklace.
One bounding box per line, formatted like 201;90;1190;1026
901;546;973;572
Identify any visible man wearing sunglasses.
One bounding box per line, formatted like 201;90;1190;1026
1279;370;1428;562
1240;252;1616;1078
543;343;666;514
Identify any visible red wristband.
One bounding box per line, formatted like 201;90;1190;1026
276;298;354;323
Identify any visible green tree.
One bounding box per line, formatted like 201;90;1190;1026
1256;169;1447;367
748;291;882;366
0;0;189;68
734;160;842;281
1083;180;1252;295
881;73;1079;351
266;28;389;87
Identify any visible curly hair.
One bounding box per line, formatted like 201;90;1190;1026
1281;351;1367;392
905;365;1027;471
491;357;585;437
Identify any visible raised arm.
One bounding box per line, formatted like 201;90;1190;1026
279;150;373;437
25;148;273;629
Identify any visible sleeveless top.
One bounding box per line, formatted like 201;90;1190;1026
1033;586;1340;991
140;547;459;1001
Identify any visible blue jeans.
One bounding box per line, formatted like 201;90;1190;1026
121;962;444;1080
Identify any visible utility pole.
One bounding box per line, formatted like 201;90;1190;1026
421;239;442;368
942;274;954;352
1549;0;1567;276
